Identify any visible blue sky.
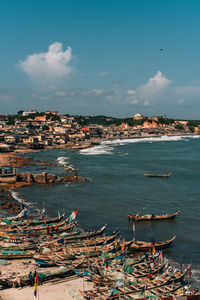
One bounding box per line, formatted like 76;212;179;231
0;0;200;118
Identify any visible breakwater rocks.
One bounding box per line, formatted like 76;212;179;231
0;152;33;168
0;172;88;190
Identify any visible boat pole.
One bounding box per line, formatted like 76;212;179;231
82;259;85;298
133;222;136;241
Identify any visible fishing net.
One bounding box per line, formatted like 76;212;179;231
1;219;12;224
101;252;114;259
0;250;26;254
0;259;10;265
123;264;135;273
108;287;119;296
115;280;125;287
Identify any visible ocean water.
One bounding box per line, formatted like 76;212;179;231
12;135;200;282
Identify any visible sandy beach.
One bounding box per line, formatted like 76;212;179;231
0;277;94;300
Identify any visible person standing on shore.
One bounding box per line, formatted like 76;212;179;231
46;224;50;234
28;271;34;286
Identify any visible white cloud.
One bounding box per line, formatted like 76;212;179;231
55;91;67;97
175;85;200;96
126;71;171;105
127;89;136;95
0;94;13;102
97;71;110;77
77;88;103;97
138;71;171;97
177;99;185;105
19;42;75;84
144;100;150;106
54;88;104;98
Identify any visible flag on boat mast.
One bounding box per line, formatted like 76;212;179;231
41;200;45;216
69;209;78;223
34;272;38;297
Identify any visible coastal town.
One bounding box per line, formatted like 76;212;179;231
0;112;199;298
0;110;199;153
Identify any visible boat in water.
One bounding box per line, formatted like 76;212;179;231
128;210;180;222
144;172;172;178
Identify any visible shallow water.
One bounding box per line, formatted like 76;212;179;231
13;135;200;275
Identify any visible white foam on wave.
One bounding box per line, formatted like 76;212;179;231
11;190;40;213
102;135;197;146
11;190;31;206
80;145;114;155
80;135;199;156
56;156;69;166
119;153;129;157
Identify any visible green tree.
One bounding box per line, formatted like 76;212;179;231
175;124;184;130
42;125;49;131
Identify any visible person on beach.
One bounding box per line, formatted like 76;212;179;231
33;270;37;280
28;271;34;286
46;225;50;234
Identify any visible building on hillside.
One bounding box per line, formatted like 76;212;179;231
46;111;59;115
22;110;37;116
142;121;159;129
176;121;188;125
34;115;47;121
133;113;145;120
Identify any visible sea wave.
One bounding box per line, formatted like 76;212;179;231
102;135;200;146
80;145;114;155
80;135;200;155
56;156;69;166
11;190;40;213
11;190;31;206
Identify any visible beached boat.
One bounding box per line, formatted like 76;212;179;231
87;266;189;299
57;224;107;244
122;261;165;278
0;250;34;260
2;213;66;227
0;259;82;289
128;211;180;222
64;231;119;248
126;235;176;252
5;221;75;237
144;172;171;178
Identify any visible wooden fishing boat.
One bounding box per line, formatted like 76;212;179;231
144;172;171;178
34;257;57;267
0;250;34;260
122;261;165;278
57;224;107;244
126;236;176;252
147;282;183;298
5;221;75;237
128;211;180;222
0;224;105;251
89;266;189;299
64;232;119;248
51;242;118;261
7;218;69;233
2;213;66;228
0;259;82;289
